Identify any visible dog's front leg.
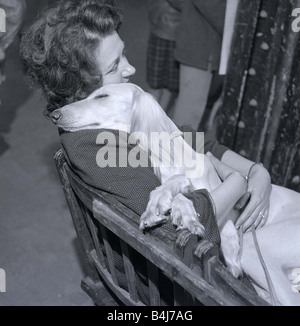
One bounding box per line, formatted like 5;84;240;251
170;194;205;237
140;175;194;231
140;187;173;231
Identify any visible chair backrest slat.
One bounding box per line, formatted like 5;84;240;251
99;224;119;286
120;240;139;302
146;261;161;305
90;249;145;306
80;206;107;268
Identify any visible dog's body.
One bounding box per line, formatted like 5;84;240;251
52;83;300;306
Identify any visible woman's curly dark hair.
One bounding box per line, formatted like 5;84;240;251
20;0;123;116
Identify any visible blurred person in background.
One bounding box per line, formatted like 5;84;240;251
146;0;183;114
0;0;26;86
172;0;226;130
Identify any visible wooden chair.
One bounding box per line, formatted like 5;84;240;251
54;149;270;306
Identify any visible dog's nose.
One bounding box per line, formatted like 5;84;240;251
50;111;62;124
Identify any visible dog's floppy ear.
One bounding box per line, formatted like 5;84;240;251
130;91;181;136
130;90;183;167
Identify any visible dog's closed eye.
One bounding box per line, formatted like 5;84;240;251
94;94;109;100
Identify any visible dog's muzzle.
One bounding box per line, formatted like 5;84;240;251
50;111;62;124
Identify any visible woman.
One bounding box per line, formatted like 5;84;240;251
20;0;299;305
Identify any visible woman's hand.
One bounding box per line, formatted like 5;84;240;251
235;164;272;232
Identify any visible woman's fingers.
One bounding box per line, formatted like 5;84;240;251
242;206;264;232
253;210;265;229
252;203;269;229
257;203;270;229
235;197;261;229
236;200;269;232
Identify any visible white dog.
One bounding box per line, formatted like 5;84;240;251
51;83;300;306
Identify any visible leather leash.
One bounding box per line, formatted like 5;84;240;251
238;224;279;306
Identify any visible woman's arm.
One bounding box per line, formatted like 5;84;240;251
210;173;247;229
181;125;272;231
207;152;248;229
221;150;272;231
221;150;255;176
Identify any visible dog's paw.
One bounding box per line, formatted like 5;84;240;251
220;220;243;278
288;268;300;293
170;194;205;237
139;210;169;231
139;176;195;232
139;187;173;231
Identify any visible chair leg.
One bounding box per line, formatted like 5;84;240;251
81;277;106;306
81;276;120;306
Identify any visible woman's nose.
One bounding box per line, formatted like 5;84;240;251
122;59;136;78
50;111;62;124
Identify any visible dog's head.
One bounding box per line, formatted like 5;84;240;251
50;82;182;173
50;83;143;132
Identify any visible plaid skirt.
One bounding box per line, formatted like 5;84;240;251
146;33;179;93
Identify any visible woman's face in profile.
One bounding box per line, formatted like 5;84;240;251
95;31;136;85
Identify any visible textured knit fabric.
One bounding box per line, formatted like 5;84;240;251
60;126;228;247
146;33;179;93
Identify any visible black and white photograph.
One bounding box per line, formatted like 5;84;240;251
0;0;299;309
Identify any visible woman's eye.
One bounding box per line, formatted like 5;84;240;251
109;64;118;74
